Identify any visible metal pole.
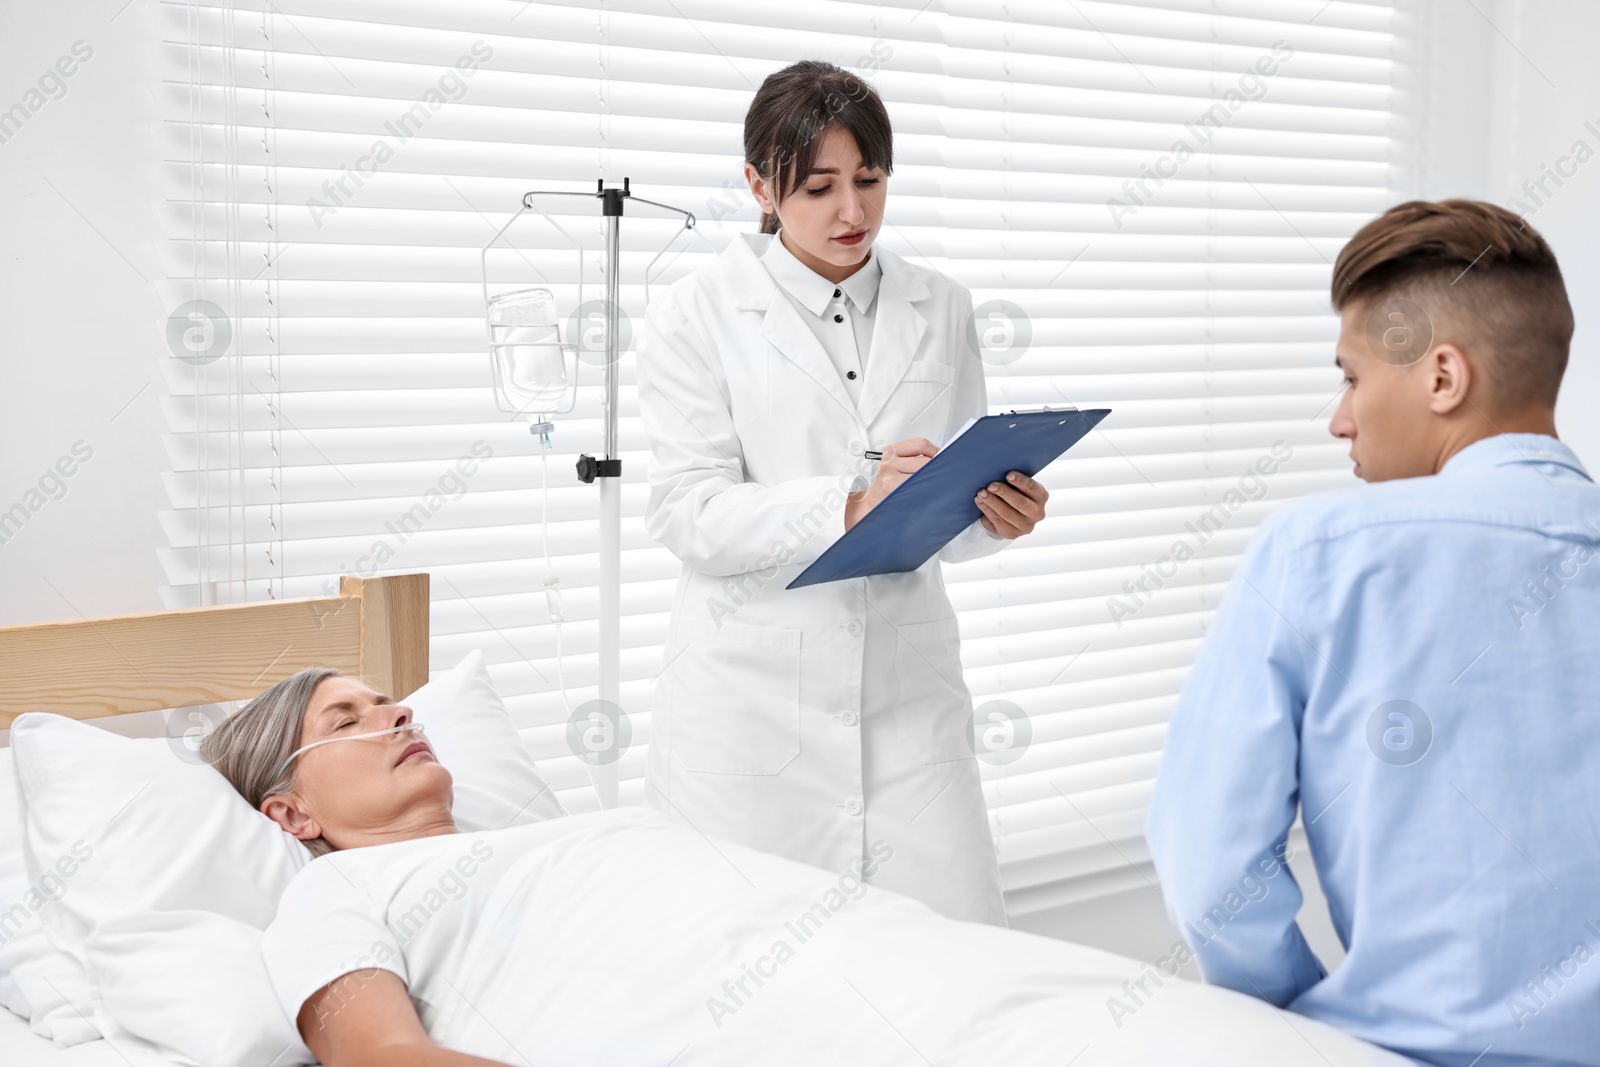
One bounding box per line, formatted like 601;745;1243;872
594;207;622;808
490;183;693;813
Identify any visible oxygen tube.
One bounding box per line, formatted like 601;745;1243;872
275;721;427;780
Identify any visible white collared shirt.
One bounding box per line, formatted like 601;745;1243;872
759;231;882;408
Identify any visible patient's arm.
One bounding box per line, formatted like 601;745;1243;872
1144;517;1326;1007
299;969;512;1067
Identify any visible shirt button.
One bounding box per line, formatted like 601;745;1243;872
846;620;862;636
833;288;842;298
841;710;858;726
846;798;863;817
834;314;845;323
848;440;864;456
847;370;857;380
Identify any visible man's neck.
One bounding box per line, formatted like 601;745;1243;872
1432;408;1558;474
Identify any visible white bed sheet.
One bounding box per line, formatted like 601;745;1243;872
0;1010;170;1067
265;807;1415;1067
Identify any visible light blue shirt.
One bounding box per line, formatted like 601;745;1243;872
1146;433;1600;1067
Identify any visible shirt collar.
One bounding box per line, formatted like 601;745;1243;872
761;231;881;317
1440;433;1591;481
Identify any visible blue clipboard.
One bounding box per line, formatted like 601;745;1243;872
788;408;1111;589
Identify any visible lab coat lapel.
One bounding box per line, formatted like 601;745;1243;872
725;234;860;424
759;298;860;422
856;249;930;428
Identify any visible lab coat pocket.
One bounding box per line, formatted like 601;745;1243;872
891;617;975;764
665;616;802;775
894;360;955;436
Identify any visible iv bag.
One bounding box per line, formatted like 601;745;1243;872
487;287;575;414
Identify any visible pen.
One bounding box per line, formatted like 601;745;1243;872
864;450;883;461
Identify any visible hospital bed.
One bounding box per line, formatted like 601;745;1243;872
0;574;427;1067
0;575;1410;1067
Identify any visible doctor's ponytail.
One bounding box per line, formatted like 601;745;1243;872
743;60;894;235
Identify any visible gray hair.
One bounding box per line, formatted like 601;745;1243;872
200;667;350;858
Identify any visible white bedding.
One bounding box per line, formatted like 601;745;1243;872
0;1008;165;1067
262;806;1413;1067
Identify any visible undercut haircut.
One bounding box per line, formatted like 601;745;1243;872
1331;199;1573;411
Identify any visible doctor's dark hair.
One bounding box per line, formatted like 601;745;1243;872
1331;198;1573;412
744;59;893;235
200;666;349;858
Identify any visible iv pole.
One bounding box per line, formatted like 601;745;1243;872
484;178;696;809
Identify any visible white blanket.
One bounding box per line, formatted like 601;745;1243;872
263;807;1412;1067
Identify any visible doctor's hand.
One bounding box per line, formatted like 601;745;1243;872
844;437;939;532
975;471;1048;539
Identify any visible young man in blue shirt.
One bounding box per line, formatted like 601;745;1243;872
1146;199;1599;1067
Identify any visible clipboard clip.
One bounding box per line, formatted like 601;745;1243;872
867;405;1083;459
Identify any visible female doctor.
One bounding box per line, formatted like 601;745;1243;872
638;60;1048;925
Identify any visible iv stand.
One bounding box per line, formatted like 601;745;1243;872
484;178;696;809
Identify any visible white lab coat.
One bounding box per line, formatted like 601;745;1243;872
638;231;1008;924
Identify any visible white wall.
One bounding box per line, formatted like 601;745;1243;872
1;0;1596;969
1411;0;1600;464
0;1;169;627
1485;1;1600;466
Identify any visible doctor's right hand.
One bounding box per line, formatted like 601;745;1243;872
844;437;939;531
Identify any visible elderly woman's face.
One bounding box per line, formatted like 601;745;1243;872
264;676;454;849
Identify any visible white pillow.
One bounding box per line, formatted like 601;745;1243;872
88;910;309;1067
0;742;102;1045
9;647;562;1063
408;648;567;829
0;748;30;1015
10;714;313;1061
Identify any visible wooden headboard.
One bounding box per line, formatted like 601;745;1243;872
0;574;430;728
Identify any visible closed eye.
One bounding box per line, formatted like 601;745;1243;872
805;178;883;196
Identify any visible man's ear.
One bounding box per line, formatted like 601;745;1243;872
1426;342;1473;416
261;793;321;843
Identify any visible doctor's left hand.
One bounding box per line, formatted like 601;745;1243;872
976;471;1048;539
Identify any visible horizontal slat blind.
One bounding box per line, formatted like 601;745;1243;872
162;0;1402;915
929;0;1402;914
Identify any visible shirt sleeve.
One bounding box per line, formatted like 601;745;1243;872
1144;517;1326;1007
639;288;857;577
260;854;408;1033
938;282;1008;565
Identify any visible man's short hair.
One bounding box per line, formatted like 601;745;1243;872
1331;199;1573;411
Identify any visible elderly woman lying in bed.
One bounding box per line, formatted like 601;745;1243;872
203;669;1407;1067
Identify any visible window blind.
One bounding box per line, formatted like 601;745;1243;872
161;0;1406;918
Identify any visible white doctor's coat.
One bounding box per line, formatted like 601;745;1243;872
639;231;1008;924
